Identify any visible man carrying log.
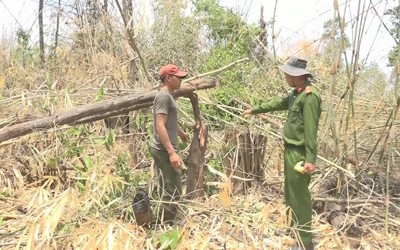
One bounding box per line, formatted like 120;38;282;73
149;64;189;223
243;57;322;250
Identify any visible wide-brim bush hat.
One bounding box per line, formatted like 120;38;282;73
278;56;312;77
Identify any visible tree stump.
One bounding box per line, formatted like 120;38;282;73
222;129;267;194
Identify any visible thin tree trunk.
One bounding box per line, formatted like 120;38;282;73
115;0;151;83
257;6;267;63
102;0;108;13
271;0;278;61
39;0;45;65
122;0;137;86
328;3;340;157
53;0;61;55
117;0;139;165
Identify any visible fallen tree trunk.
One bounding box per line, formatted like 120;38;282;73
0;78;217;143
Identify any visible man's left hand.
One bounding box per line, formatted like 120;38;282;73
303;162;316;174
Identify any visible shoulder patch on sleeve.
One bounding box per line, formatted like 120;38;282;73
305;86;312;94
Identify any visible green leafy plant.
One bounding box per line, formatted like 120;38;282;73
95;129;116;151
95;82;104;101
204;158;224;195
116;153;130;183
157;229;180;250
0;191;10;198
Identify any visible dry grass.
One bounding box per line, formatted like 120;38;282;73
1;175;400;249
1;125;399;249
1;72;399;249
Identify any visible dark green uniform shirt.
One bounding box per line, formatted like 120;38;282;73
252;81;322;163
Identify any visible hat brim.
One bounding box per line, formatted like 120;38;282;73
278;65;312;77
173;71;188;78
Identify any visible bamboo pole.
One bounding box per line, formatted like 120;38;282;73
386;13;400;235
326;0;340;158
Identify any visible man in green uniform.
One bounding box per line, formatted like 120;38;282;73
150;64;188;223
243;57;321;250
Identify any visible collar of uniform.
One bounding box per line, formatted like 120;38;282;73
295;80;311;93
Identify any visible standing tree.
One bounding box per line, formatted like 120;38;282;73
15;28;31;67
142;0;201;72
115;0;150;83
39;0;45;65
355;63;389;99
52;0;62;55
320;17;350;71
87;0;101;41
193;0;266;123
121;0;138;85
384;5;400;67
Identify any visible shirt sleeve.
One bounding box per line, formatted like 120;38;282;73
154;93;171;115
251;96;289;114
303;93;320;164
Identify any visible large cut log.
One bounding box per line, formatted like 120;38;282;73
0;78;217;143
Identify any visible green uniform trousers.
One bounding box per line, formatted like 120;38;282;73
284;144;312;246
150;147;182;222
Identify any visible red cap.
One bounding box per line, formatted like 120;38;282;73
159;64;188;78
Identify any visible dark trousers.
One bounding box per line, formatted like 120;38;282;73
150;147;182;222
